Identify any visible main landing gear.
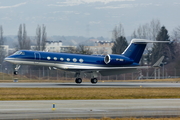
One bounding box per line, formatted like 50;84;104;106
75;78;82;84
91;78;98;84
75;78;98;84
14;65;21;75
74;71;99;84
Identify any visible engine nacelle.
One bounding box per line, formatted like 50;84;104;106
104;54;133;65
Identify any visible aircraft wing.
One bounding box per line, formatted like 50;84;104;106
55;64;149;70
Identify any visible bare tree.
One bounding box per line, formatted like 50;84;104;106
132;24;150;39
171;26;180;62
0;25;3;45
36;25;41;51
112;23;125;41
172;26;180;41
17;24;30;50
131;19;161;40
150;19;161;41
35;24;47;51
131;30;137;39
151;26;175;64
64;44;92;55
76;44;93;55
18;24;23;49
131;19;161;66
42;25;47;51
0;25;5;64
142;23;150;39
137;25;143;38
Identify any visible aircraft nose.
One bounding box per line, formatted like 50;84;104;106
4;56;15;63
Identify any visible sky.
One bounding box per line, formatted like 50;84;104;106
0;0;179;38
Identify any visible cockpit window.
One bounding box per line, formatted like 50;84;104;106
21;52;25;55
13;51;25;55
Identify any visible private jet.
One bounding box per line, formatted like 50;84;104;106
4;39;169;84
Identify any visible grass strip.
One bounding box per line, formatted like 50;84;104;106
48;118;180;120
1;88;180;100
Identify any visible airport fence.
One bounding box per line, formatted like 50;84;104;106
0;66;179;81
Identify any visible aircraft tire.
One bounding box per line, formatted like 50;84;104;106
14;71;18;75
91;78;98;84
75;78;82;84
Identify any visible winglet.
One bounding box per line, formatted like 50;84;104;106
153;56;164;68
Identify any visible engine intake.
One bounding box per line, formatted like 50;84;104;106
104;54;133;65
104;54;111;64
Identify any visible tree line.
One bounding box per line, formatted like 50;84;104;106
1;19;180;68
111;19;180;66
17;24;47;51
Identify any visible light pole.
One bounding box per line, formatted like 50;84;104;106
174;68;176;78
162;62;166;79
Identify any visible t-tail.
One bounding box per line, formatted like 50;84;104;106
122;39;170;64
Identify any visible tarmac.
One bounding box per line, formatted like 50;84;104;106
0;82;180;88
1;82;180;119
0;99;180;119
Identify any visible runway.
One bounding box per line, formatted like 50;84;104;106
0;99;180;119
1;83;180;119
0;82;180;88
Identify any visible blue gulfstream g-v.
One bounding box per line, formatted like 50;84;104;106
5;39;169;84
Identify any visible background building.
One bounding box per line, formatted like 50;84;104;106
86;41;114;55
0;45;9;56
45;41;62;52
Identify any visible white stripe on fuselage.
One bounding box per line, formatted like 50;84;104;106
8;58;145;71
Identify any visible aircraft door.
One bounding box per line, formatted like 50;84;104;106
34;52;41;64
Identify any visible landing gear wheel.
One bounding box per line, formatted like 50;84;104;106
75;78;82;84
14;71;18;75
91;78;98;84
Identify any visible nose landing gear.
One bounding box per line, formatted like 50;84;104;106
14;65;21;75
14;71;18;75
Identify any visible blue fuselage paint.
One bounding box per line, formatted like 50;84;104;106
5;50;137;68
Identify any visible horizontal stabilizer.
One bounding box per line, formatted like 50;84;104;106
131;39;170;44
153;56;164;68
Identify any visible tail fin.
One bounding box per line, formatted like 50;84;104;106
122;39;169;63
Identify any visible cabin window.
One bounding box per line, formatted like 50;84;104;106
60;58;64;61
73;58;77;62
67;58;70;61
47;56;51;60
120;59;124;61
79;59;84;63
54;57;57;60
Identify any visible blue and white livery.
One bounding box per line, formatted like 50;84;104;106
5;39;169;84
